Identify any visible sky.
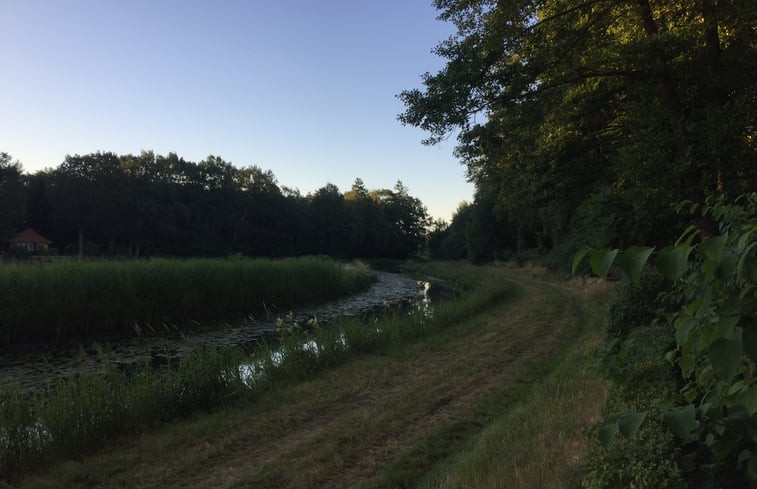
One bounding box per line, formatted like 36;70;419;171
0;1;473;221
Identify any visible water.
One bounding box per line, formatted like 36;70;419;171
0;272;448;393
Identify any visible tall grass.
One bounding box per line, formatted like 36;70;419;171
0;347;249;479
0;257;373;347
0;263;511;481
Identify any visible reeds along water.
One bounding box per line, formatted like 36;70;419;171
0;346;250;479
0;257;374;347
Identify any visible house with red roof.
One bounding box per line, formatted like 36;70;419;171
7;228;53;253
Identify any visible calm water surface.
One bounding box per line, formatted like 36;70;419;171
0;271;448;393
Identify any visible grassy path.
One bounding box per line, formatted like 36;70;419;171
14;267;610;489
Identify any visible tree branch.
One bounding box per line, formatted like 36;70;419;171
523;0;617;34
634;0;659;35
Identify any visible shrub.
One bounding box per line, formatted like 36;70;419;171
605;269;669;341
578;193;757;486
582;419;685;489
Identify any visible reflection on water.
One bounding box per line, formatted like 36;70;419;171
236;279;449;386
0;272;451;393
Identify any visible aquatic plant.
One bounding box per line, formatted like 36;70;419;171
0;257;373;347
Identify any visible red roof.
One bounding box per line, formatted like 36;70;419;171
9;228;52;244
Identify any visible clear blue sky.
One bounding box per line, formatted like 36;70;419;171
0;0;472;221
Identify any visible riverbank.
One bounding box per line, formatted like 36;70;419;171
0;271;425;393
6;264;611;488
0;257;373;348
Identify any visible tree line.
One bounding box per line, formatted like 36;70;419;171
403;0;756;265
0;151;429;259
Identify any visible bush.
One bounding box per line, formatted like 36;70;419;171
582;419;685;489
605;269;669;341
585;322;684;489
579;194;757;486
543;236;583;272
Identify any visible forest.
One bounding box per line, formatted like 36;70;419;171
405;0;756;266
0;151;428;259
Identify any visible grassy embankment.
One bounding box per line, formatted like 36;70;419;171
0;257;373;347
4;264;611;488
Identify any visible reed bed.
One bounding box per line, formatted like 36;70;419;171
0;257;373;347
0;264;511;480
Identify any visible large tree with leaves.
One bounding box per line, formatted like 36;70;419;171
400;0;756;249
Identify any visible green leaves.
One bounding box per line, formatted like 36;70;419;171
598;411;647;447
743;325;757;362
572;248;619;277
572;246;653;284
701;235;728;263
620;247;654;285
572;246;591;275
598;422;619;447
618;411;647;439
674;317;695;346
656;245;691;280
589;249;619;278
734;385;757;415
580;195;756;482
709;335;743;381
665;405;699;444
738;242;757;279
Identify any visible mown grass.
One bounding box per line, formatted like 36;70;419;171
0;262;512;481
0;257;373;347
411;276;611;489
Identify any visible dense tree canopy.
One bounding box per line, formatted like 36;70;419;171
0;153;25;241
1;151;429;259
400;0;756;255
428;189;517;262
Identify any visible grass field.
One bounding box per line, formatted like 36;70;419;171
0;257;373;347
5;264;611;488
